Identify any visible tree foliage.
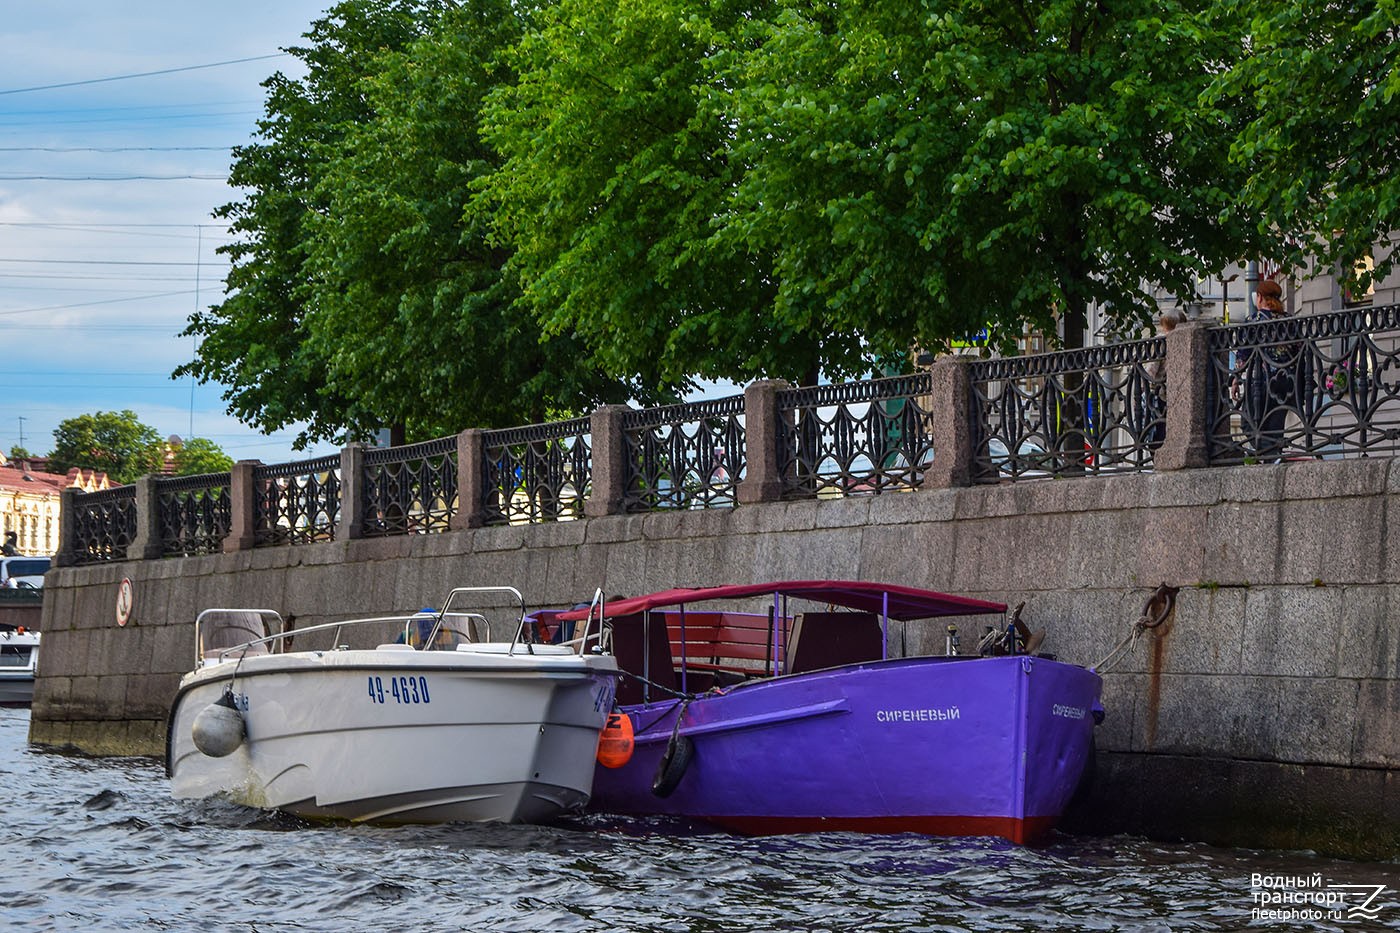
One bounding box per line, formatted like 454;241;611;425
1214;0;1400;287
299;0;649;437
484;0;1265;374
184;0;650;445
171;438;235;476
723;0;1269;351
482;0;828;387
180;1;450;448
185;0;1352;438
48;411;164;485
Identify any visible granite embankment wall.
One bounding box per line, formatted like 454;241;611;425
29;458;1400;859
0;594;41;630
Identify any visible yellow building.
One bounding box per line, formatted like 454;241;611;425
0;455;110;557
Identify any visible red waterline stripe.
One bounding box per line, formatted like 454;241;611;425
702;813;1061;845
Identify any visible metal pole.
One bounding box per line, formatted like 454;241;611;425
881;591;889;660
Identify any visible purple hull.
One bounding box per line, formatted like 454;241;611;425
591;655;1101;843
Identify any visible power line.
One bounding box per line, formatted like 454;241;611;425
0;222;231;228
0;111;258;128
0;54;291;96
0;274;221;283
0;174;228;181
0;258;228;266
0;146;234;152
0;290;198;318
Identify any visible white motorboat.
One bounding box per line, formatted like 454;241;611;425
166;587;618;824
0;627;39;707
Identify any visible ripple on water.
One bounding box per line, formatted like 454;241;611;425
2;708;1398;931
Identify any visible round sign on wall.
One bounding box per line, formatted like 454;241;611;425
116;578;134;627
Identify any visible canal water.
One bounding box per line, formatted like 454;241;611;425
3;709;1396;932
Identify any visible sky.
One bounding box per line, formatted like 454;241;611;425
0;1;340;467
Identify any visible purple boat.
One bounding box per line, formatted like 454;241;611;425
550;581;1102;844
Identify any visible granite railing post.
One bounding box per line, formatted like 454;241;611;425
924;356;974;488
128;475;163;561
335;444;366;541
453;428;487;530
586;405;631;518
737;379;787;504
1155;322;1212;471
222;460;261;553
52;486;81;568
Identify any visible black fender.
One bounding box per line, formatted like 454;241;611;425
651;733;694;798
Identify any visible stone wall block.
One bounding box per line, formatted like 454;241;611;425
335;444;366;542
1336;586;1396;680
868;488;957;526
1352;679;1400;767
924;357;973;488
1146;674;1282;759
1155;322;1211;471
586;405;631;518
737;380;787;505
1200;502;1281;586
1278;499;1384;584
453;428;487;530
1240;587;1344;678
127;475;163;562
1134;506;1208;588
53;487;81;569
223;460;261;553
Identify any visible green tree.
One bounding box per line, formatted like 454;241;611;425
48;411;163;485
1214;0;1400;288
718;0;1267;354
171;438;235;476
7;446;30;461
481;0;824;389
177;1;455;448
300;0;649;437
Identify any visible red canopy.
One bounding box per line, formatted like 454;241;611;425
554;580;1005;622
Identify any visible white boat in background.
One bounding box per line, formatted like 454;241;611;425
166;587;618;824
0;627;39;707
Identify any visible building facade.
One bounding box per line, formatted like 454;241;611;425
0;455;109;557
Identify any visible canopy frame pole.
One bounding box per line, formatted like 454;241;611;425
882;591;890;660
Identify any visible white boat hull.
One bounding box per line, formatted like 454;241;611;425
0;630;38;707
167;646;617;824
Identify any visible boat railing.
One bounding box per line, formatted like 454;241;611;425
196;609;476;664
563;588;610;655
442;585;545;657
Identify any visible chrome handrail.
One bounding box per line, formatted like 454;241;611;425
200;611;424;663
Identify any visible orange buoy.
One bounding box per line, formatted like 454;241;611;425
596;711;635;769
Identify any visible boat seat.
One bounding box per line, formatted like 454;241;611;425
200;610;271;661
785;611;883;674
610;611;678;705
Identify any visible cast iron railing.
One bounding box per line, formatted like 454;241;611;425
623;396;745;511
70;486;137;565
482;418;591;525
362;437;458;537
969;338;1165;483
776;374;935;498
1207;304;1400;464
155;472;231;557
252;456;340;546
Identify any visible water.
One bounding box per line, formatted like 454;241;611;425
3;709;1397;932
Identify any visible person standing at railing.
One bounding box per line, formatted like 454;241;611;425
1238;281;1302;460
1;531;17;556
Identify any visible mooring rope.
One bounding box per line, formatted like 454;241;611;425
1091;583;1177;674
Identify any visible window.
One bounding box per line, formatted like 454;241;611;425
1343;254;1375;306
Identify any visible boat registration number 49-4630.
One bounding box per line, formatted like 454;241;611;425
367;675;431;704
